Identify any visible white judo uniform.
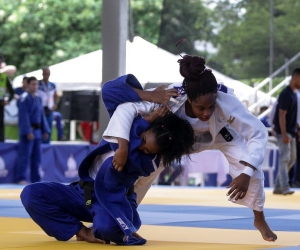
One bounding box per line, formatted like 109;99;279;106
103;82;267;212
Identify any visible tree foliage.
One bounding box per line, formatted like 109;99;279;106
0;0;102;74
0;0;215;75
130;0;162;45
158;0;214;55
1;0;300;82
209;0;300;80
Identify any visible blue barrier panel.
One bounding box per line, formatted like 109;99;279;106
0;142;97;184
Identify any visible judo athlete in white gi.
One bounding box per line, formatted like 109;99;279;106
15;77;50;184
20;75;195;245
103;55;277;242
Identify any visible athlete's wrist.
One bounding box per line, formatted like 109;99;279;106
243;166;255;177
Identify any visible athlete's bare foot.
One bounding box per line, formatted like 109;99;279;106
76;224;94;241
253;210;277;242
76;225;106;244
76;236;83;241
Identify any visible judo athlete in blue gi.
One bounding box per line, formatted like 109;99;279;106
20;74;195;245
15;77;50;184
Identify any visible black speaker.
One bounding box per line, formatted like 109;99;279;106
61;90;100;121
60;91;73;120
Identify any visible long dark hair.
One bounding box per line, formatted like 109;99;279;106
150;113;195;167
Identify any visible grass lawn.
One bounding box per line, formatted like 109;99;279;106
5;124;58;141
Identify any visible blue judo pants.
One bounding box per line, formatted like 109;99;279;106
15;136;42;183
53;111;63;140
21;182;143;244
43;112;53;144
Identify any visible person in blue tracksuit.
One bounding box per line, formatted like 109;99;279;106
14;77;64;139
20;74;195;245
15;76;50;184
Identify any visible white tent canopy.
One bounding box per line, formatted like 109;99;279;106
13;36;270;105
13;37;183;91
7;37;273;125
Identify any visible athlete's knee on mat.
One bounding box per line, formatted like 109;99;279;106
20;184;42;208
53;233;73;241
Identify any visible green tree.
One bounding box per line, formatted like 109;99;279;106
131;0;216;55
0;0;217;76
157;0;215;55
0;0;102;74
209;0;300;80
130;0;163;45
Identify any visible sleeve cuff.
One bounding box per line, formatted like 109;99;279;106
239;155;260;171
242;166;255;177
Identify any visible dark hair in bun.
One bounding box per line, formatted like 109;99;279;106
177;55;218;101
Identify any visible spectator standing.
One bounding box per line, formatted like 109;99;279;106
15;77;50;184
37;67;58;143
273;68;300;195
0;66;14;142
15;77;64;140
270;98;299;186
291;91;300;187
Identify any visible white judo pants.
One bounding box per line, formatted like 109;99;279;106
134;127;265;212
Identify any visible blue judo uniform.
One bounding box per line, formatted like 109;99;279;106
21;75;160;245
15;92;50;183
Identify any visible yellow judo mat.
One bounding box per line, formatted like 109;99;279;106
0;185;299;250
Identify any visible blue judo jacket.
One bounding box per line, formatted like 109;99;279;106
78;74;160;245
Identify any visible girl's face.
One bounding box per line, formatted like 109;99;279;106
138;129;160;154
188;93;217;121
